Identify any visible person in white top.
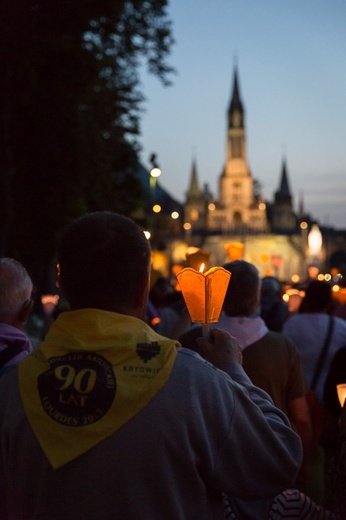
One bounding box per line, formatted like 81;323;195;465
283;280;346;402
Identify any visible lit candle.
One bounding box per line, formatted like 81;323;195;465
176;264;231;338
185;247;210;271
224;242;244;261
337;384;346;408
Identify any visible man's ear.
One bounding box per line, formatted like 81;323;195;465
133;272;150;319
18;299;34;326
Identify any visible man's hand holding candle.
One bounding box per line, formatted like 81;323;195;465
196;329;242;370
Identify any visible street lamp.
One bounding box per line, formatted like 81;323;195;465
308;224;323;271
150;166;162;200
149;153;162;235
150;166;162;179
149;153;162;205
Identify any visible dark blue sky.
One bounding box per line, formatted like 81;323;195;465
139;0;346;228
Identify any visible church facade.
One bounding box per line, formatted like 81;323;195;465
179;66;318;281
184;66;299;236
149;66;346;281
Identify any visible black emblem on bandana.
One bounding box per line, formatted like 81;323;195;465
38;352;116;427
136;341;161;363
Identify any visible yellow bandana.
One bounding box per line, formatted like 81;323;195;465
18;309;178;470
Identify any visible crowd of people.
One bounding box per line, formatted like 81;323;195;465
0;211;345;519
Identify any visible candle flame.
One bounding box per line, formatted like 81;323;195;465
199;263;205;273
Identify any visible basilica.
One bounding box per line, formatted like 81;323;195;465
143;67;346;281
184;66;299;236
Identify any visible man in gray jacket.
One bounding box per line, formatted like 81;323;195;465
0;211;302;519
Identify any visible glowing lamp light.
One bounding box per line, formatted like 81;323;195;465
190;209;199;221
176;265;231;335
41;294;60;317
337;384;346;408
260;253;270;265
150;167;162;179
41;294;59;306
308;265;319;279
285;288;305;313
185;247;210;271
333;285;346;305
271;255;282;269
151;250;169;275
291;274;300;284
151;317;160;327
224;242;244;261
308;224;323;256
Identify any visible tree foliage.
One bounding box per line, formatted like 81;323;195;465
0;0;174;292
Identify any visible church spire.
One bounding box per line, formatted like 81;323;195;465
228;64;244;123
271;156;297;232
298;192;305;216
184;157;207;231
186;157;201;200
275;157;291;201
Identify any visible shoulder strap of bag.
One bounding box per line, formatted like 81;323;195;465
310;315;334;392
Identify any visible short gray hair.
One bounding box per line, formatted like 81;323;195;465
0;258;33;323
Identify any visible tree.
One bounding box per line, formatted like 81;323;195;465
0;0;174;296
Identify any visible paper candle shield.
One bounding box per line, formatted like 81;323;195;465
337;384;346;408
225;242;244;261
185;248;210;271
177;266;231;324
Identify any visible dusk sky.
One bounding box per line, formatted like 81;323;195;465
139;0;346;228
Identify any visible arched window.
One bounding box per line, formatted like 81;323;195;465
233;211;242;225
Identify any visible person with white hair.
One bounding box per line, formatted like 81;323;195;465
0;257;33;369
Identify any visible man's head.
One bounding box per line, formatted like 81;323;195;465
261;276;282;302
222;260;260;317
0;258;33;328
58;211;151;318
299;280;332;313
261;276;281;296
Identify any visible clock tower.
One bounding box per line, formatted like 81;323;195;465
208;65;267;231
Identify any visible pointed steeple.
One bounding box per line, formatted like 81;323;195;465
275;157;291;202
298;192;305;216
184;157;207;230
229;65;244;115
280;158;290;195
271;157;297;232
186;157;201;200
228;64;244;132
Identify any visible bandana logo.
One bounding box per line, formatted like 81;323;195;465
38;352;116;427
136;341;161;363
